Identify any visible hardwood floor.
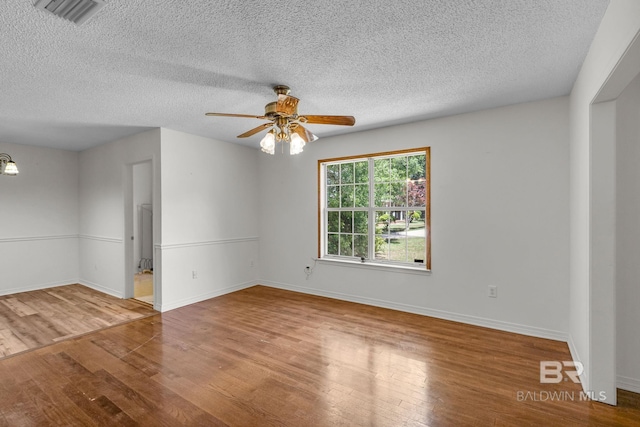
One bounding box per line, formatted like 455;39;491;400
134;273;154;305
0;285;638;426
0;284;157;359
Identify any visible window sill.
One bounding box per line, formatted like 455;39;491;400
317;257;431;275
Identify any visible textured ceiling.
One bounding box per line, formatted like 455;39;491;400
0;0;610;151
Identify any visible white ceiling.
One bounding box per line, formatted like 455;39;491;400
0;0;609;152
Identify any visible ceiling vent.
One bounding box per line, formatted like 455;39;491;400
34;0;106;25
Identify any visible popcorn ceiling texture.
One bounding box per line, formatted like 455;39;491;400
0;0;609;151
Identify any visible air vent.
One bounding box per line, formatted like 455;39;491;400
34;0;106;25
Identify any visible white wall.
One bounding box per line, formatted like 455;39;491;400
158;128;259;311
78;129;161;298
0;141;79;294
259;96;570;339
616;72;640;393
4;126;257;311
569;0;640;402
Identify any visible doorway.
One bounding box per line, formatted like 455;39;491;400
132;161;153;304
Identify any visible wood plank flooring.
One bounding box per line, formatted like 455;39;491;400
0;285;638;426
134;273;154;305
0;284;157;359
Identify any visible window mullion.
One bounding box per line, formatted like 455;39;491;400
368;157;375;261
321;164;327;256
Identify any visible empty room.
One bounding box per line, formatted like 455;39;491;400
1;0;640;425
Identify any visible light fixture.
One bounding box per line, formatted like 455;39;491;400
258;117;320;156
0;153;18;176
207;85;355;156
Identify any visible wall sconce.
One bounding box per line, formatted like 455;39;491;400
0;153;19;176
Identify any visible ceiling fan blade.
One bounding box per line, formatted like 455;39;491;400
293;124;318;143
206;112;267;120
301;115;356;126
276;94;299;116
237;123;272;138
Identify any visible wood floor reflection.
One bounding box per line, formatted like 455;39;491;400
0;285;638;426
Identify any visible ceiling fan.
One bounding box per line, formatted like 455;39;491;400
206;85;355;155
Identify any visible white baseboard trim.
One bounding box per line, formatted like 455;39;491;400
261;280;568;342
0;279;80;296
157;280;257;312
78;280;125;299
567;334;589;391
617;376;640;394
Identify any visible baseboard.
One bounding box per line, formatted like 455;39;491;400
567;334;589;391
0;279;80;297
618;376;640;394
157;280;257;312
261;280;568;342
78;280;125;299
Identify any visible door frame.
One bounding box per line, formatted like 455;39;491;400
124;159;155;304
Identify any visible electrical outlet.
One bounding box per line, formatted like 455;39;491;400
192;270;198;279
488;285;498;298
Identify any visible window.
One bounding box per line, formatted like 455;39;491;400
318;148;431;270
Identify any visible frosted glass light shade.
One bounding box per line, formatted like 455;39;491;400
260;131;276;155
0;153;18;176
3;161;18;175
289;133;305;155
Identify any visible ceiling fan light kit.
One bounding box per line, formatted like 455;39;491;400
206;85;355;156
